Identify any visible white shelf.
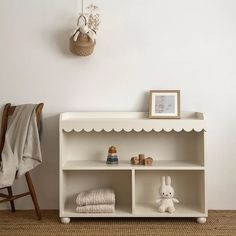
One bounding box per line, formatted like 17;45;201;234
62;203;132;218
59;111;207;223
62;160;204;170
134;203;207;217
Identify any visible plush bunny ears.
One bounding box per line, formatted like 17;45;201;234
162;176;171;186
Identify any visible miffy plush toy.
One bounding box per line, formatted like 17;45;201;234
156;176;179;213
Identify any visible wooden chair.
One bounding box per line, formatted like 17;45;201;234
0;103;44;220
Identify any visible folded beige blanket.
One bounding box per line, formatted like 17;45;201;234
76;188;115;206
76;204;115;213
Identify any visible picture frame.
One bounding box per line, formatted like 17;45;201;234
149;90;180;119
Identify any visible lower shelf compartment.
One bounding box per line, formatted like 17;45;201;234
135;170;206;217
60;169;207;218
134;203;206;217
61;170;132;217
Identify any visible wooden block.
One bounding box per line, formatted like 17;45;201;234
131;156;139;165
138;154;145;165
144;157;153;166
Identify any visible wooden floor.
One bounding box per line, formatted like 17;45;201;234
0;210;236;236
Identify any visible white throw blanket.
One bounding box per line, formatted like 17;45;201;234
76;204;115;213
0;104;42;188
76;188;115;206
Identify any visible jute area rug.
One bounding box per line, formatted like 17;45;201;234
0;210;235;236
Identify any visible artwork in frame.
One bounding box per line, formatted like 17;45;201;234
149;90;180;119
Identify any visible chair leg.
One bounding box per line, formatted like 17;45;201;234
7;187;15;212
25;172;42;220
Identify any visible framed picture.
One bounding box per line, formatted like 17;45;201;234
149;90;180;119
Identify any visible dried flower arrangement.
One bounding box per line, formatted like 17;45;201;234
85;4;100;32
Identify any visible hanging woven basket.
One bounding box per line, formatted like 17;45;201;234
70;15;96;56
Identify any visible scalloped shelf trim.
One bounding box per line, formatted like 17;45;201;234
62;127;205;133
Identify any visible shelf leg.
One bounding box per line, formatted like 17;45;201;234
61;217;71;224
196;217;206;224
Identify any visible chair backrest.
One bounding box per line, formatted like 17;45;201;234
0;103;44;155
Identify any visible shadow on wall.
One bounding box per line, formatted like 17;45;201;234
0;106;3;133
35;114;59;209
53;27;76;58
141;91;149;112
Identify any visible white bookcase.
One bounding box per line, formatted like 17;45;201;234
59;112;207;224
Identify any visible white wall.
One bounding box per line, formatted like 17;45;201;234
0;0;236;210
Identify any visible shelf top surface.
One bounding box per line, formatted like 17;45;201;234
60;112;206;132
61;111;204;121
62;160;204;170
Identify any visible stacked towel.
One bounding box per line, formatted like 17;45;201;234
76;188;115;213
76;204;115;213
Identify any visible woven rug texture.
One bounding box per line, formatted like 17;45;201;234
0;210;235;236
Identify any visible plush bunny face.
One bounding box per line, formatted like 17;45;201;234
159;176;175;199
159;185;174;199
79;25;96;42
80;25;90;34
